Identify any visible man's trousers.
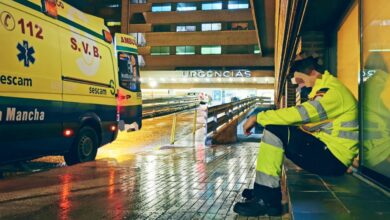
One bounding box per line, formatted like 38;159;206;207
255;125;348;188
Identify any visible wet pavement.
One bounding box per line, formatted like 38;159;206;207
0;111;200;177
0;111;286;219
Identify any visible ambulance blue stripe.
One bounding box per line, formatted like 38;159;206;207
14;0;41;11
116;46;138;54
58;16;104;40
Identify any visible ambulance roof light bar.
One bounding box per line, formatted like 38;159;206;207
42;0;58;18
103;30;113;43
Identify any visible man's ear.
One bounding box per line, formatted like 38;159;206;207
308;69;317;76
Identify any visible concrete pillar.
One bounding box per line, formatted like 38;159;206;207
121;0;129;34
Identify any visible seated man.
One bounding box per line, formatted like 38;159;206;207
233;55;359;216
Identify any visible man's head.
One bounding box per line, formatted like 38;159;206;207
290;55;324;88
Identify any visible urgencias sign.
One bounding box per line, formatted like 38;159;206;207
182;70;251;78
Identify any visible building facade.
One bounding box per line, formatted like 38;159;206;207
121;0;275;97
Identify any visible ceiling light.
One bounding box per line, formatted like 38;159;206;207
148;81;158;88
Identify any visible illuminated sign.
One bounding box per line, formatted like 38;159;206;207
182;70;251;78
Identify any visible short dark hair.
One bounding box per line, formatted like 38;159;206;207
291;56;325;75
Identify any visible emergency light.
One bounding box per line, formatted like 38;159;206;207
103;30;113;43
42;0;58;18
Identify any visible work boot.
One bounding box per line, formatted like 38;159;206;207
234;185;282;217
241;183;261;200
241;188;254;200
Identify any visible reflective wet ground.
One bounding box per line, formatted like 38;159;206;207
0;112;285;219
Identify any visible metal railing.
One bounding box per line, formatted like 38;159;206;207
206;97;258;134
142;96;199;118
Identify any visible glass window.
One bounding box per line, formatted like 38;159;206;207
153;25;171;32
118;52;140;92
151;46;170;55
176;46;195;55
201;46;221;54
152;3;171;12
176;25;196;32
177;3;197;11
360;0;390;182
254;45;260;54
231;22;248;30
202;1;222;10
225;45;250;54
228;0;249;9
129;33;146;46
201;23;222;31
131;0;146;3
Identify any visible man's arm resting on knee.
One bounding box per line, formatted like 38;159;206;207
256;89;344;127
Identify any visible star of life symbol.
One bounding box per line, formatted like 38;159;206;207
17;40;35;67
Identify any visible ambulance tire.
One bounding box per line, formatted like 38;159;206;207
64;126;98;166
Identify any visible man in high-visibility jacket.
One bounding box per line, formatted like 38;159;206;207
233;56;359;216
362;53;390;177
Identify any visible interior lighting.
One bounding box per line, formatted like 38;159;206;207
106;21;121;27
107;4;120;8
369;49;390;52
110;125;117;131
148;81;158;88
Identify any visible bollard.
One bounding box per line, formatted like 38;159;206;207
192;108;197;135
170;113;177;144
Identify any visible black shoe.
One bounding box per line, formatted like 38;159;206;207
241;188;254;200
233;200;282;217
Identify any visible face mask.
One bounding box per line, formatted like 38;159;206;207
292;71;313;88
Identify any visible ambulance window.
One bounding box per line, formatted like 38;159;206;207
118;53;140;92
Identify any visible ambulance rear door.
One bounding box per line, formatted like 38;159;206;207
58;4;117;140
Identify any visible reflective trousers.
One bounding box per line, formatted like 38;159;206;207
255;125;348;188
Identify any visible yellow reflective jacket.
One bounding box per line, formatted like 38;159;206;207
362;70;390;167
257;71;359;166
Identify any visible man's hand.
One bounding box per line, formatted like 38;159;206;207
243;115;257;136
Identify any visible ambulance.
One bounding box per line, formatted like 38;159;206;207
0;0;142;165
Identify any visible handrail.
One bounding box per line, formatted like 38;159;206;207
142;96;199;118
206;97;259;134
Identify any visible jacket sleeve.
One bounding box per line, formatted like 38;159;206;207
257;88;344;127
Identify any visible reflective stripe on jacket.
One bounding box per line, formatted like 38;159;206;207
257;71;359;166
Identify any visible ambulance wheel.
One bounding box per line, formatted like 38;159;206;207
64;126;98;165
